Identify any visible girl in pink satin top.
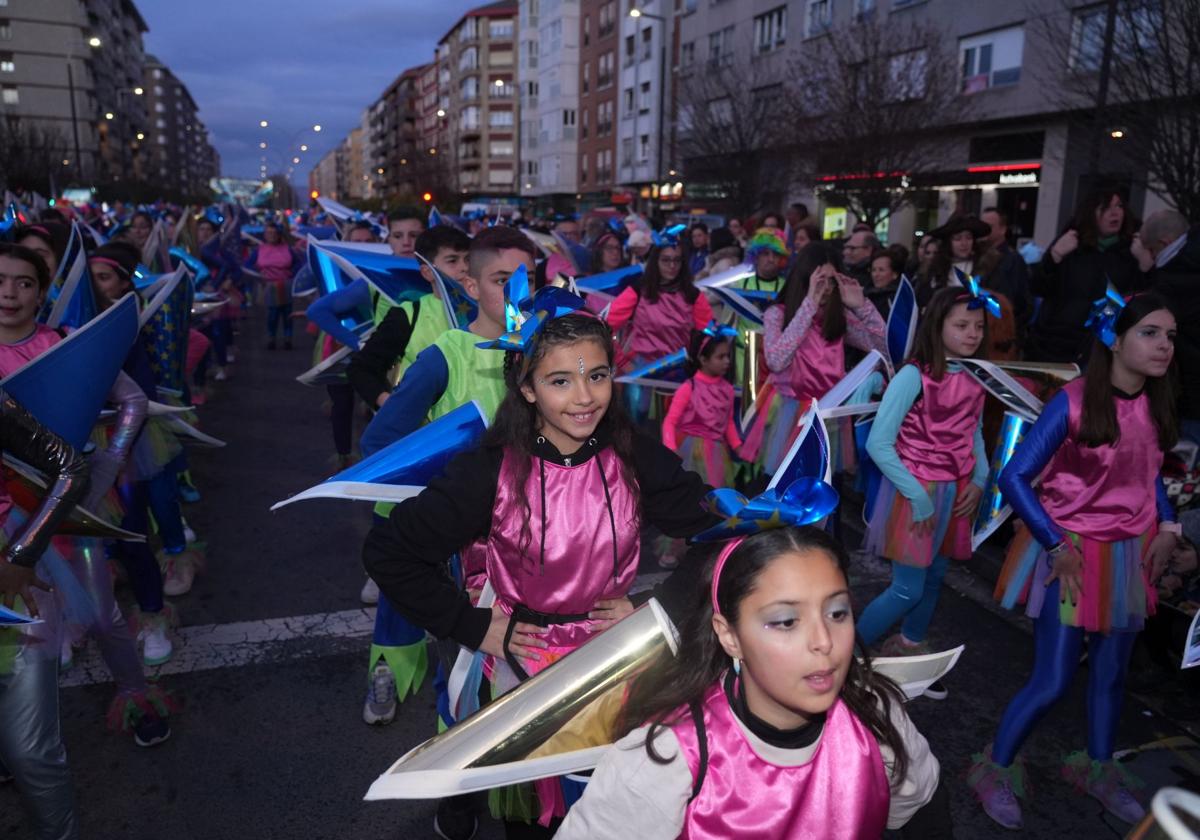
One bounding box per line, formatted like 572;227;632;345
557;527;947;839
661;328;742;488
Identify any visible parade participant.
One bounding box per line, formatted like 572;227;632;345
90;241;198;661
16;223;69;281
606;227;713;424
556;526;949;839
193;210;242;381
346;225;471;411
0;243;172;748
661;324;741;489
743;242;887;476
357;225;532;728
590;232;626;274
971;292;1180;828
245;222;300;350
363;311;717;836
867;248;903;319
386;208;425;259
0;389;89;840
855;287;992;695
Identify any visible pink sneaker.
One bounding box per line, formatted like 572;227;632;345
1061;752;1145;824
967;746;1025;830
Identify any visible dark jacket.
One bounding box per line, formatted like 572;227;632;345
1025;237;1147;364
1151;227;1200;420
984;243;1033;329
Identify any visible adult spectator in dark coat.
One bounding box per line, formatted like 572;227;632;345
980;206;1033;329
1145;209;1200;439
1025;185;1147;363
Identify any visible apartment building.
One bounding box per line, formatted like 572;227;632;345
368;64;426;201
309;145;340;200
677;0;1168;246
576;0;620;208
142;54;218;197
0;0;149;183
517;0;581;209
614;0;672;208
438;1;519;198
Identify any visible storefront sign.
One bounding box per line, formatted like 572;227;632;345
998;171;1038;185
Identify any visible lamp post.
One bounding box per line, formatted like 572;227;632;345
629;7;669;202
64;34;104;182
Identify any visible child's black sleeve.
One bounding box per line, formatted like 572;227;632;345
362;445;501;649
347;304;415;408
629;433;722;621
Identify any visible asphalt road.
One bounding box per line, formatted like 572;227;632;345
3;310;1196;839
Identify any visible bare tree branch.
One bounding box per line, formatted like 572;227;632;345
0;119;71;196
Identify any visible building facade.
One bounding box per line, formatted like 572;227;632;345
437;1;518;200
367;64;426;201
614;0;672;208
309;146;339;200
576;0;620;208
518;0;581;208
142;54;218;197
676;0;1168;247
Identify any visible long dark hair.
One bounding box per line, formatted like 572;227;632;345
1073;184;1137;249
1078;292;1178;450
641;243;697;304
616;527;910;783
778;241;846;341
483;313;640;554
910;287;990;380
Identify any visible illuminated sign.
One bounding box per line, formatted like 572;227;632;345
998;171;1038;185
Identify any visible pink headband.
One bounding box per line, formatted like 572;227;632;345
89;256;131;276
710;537;746;615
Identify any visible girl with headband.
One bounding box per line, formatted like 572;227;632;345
363;310;719;837
557;526;950;838
605;225;713;425
971;292;1181;829
855;286;994;698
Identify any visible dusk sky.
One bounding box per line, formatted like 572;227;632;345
137;1;483;188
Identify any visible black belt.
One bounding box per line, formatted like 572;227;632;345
502;603;590;683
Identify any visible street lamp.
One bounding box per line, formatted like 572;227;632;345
292;156;300;164
313;124;322;132
260;141;268;149
260;119;269;128
133;86;144;96
87;36;101;48
300;144;308;151
105;112;115;120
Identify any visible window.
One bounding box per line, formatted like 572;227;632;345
0;20;9;41
0;84;14;104
524;39;538;69
887;48;928;101
488;166;513;185
623;86;634;115
489;139;514;156
156;118;165;128
709;96;733;126
0;54;11;73
855;0;876;18
489;109;514;127
581;107;589;139
583;15;591;46
493;80;514;98
461;77;479;100
491;49;514;66
960;25;1024;93
155;102;165;112
641;28;653;61
625;34;635;61
460;18;479;41
459;47;478;71
680;41;695;68
461;105;480;130
153;68;163;79
598;100;614;135
154;85;164;95
1070;4;1160;72
805;0;830;36
756;6;787;51
157;133;167;144
562;108;576;127
598;1;615;37
598;51;614;87
639;134;650;161
582;61;590;94
639;81;652;112
489;19;513;39
621;137;634;166
708;26;733;65
581;152;588;184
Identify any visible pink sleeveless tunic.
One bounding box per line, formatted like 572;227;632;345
893;365;986;482
672;683;890;839
486;447;641;651
626;290;695;358
1039;379;1162;542
0;324;64;377
776;324;844;401
677;372;736;441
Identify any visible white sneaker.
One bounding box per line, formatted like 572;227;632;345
214;367;228;381
141;616;173;666
363;662;397;725
162;553;196;597
360;576;380;605
182;519;197;544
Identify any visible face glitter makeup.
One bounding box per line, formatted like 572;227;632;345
578;356;585;375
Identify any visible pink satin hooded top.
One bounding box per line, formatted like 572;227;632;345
893;365;986;482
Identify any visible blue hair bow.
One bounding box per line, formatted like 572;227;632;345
701;321;739;343
692;478;840;543
963;275;1002;319
1084;285;1126;348
607;217;627;238
0;203;18;237
201;206;224;228
651;223;687;248
131;264;157;290
475;265;586;353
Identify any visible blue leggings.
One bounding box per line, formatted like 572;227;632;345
113;481;165;614
266;305;293;339
856;554;949;646
992;581;1137;766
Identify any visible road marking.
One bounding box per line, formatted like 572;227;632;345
59;572;675;688
60;607;378;688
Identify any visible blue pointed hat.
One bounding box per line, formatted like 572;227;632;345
575;265;643;300
169;246;211;287
1;293;139;449
313;241;429;307
143;267;195;391
39;222;93;329
886;275;918;369
271;401;488;509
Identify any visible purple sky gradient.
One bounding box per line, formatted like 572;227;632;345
137;1;481;187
